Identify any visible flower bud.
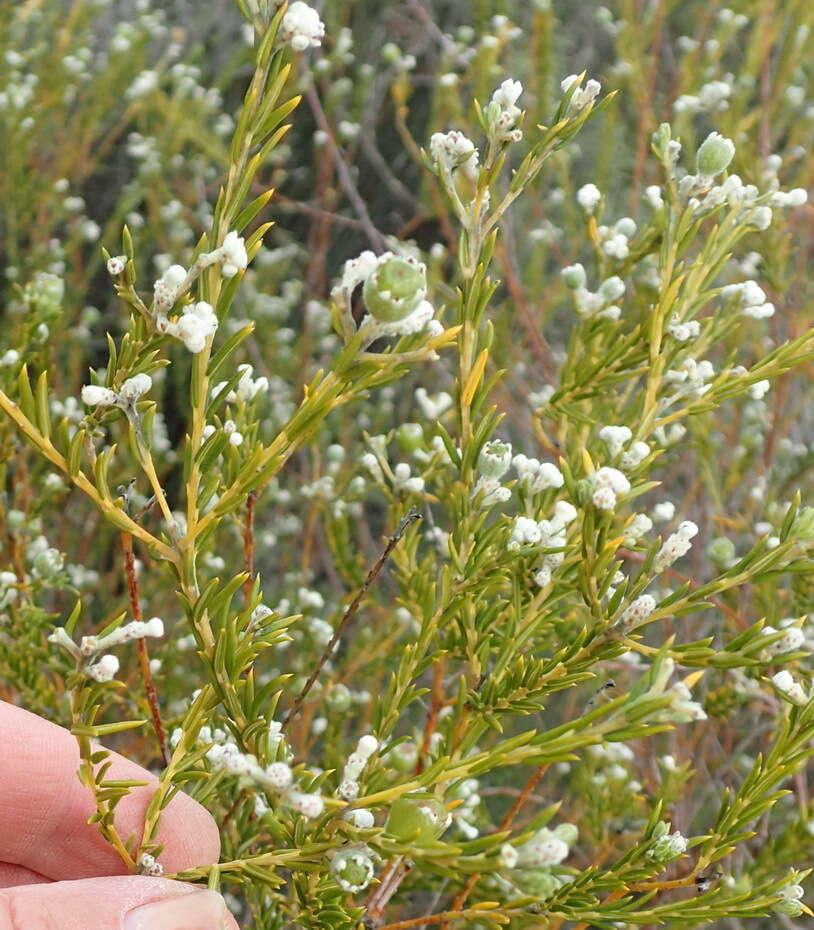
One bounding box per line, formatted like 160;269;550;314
385;797;449;844
477;440;513;480
561;263;586;289
396;422;425;453
696;131;735;177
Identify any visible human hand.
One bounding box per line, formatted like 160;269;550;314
0;702;238;929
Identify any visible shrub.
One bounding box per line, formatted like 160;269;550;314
1;1;814;928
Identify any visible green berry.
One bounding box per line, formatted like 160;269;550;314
363;253;427;322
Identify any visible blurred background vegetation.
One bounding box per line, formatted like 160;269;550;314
1;3;814;924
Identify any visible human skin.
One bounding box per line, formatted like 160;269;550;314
0;701;238;929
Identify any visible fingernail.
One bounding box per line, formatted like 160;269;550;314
124;890;233;930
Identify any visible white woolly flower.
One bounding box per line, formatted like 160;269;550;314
489;79;523;140
508;516;543;550
106;255;127;276
281;1;325;52
655;521;698;571
415;388;452;419
167;301;219;353
648;827;688;862
666;316;701;342
772;670;808;705
653;502;676;521
625;513;653;545
366;299;435;337
233;364;269;402
590;466;630;511
118;373;152;403
561;74;602;110
340;250;378;295
576;183;601;213
492;78;523;110
87;654;119;683
81;385;118;407
153;264;187;310
599;425;632;456
621;441;650;469
512;454;564;493
219;231;248;278
429;130;478;174
393;463;424;494
619;594;656;626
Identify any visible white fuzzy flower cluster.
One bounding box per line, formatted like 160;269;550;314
164;301;218;353
148;232;246;351
450;778;481;840
393;462;425;494
182;723;325;818
597;216;637;260
474;440;513;507
488;78;523;141
281;1;325;52
598;425;650;469
106;255;127;276
674;79;732;115
153;263;188;312
561;74;601;111
720;280;775;320
576;182;601;214
654;520;698;571
338;735;379;801
562;265;626;321
589;466;630;512
0;571;18;610
647;824;688;862
212;364;269;405
624;512;653;546
138;853;164;877
512;454;564;493
668;681;707;722
772;670;808;705
618;594;656;627
502;823;577;871
81;373;152;409
666;314;701;342
216;230;249;278
652;501;676;522
203;418;244;447
664;357;715;398
761;621;806;659
415;388;452;419
429;130;478;176
533;501;579;587
49;617;164;683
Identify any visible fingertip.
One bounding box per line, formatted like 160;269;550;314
151;792;221;874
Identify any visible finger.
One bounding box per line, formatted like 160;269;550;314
0;876;239;930
0;702;220;881
0;864;48;890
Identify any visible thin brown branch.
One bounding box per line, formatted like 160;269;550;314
441;765;549;929
378;907;509;930
304;80;387;252
121;531;169;767
281;508;422;730
242;490;257;605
